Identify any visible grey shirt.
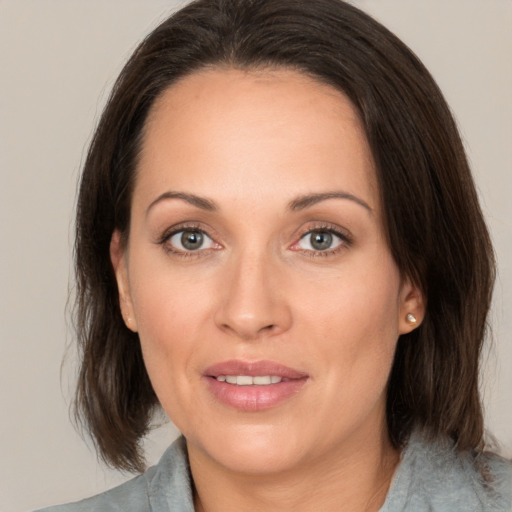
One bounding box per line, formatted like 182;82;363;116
36;431;512;511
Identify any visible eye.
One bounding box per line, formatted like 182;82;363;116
297;229;344;252
168;229;216;252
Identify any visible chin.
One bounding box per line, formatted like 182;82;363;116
186;422;311;475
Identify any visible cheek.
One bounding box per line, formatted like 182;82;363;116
129;248;214;343
135;286;205;346
127;257;217;397
131;279;212;428
297;254;402;390
299;254;401;343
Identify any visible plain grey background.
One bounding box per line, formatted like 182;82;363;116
0;1;511;510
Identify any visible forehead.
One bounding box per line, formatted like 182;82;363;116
136;67;378;212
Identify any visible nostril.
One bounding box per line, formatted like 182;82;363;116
260;323;277;333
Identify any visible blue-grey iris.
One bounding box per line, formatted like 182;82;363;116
311;231;332;250
181;230;203;250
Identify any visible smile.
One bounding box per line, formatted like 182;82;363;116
204;360;309;411
216;375;284;385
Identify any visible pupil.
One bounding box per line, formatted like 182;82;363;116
181;231;203;250
311;231;332;250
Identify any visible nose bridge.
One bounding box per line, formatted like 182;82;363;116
215;243;291;340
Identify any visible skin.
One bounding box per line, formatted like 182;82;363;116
111;67;424;512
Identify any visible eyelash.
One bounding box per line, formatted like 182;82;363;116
157;222;217;259
157;222;352;259
292;223;352;259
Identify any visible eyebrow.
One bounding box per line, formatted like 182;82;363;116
146;190;372;216
288;192;373;214
146;191;218;216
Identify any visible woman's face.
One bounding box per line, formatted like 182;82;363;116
112;68;422;475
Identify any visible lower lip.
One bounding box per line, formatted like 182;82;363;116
204;377;308;411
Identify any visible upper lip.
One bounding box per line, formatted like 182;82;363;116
204;360;308;379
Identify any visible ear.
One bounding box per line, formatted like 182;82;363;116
110;230;138;332
398;277;425;335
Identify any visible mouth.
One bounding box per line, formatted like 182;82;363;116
203;360;309;411
215;375;286;385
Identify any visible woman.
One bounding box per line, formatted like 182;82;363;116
37;0;511;510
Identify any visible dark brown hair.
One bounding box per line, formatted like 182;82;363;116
74;0;495;472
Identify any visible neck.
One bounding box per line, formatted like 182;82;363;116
189;428;400;512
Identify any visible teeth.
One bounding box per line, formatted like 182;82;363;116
253;376;271;385
216;375;283;385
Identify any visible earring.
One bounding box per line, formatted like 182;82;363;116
406;313;417;325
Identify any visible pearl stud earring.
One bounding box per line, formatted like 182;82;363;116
406;313;417;325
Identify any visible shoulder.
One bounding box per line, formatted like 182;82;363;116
382;430;512;512
34;437;194;512
34;472;151;512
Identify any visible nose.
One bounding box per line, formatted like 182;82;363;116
213;249;292;341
